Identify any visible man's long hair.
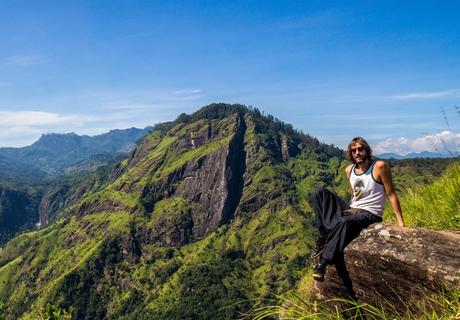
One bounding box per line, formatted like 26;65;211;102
346;137;373;164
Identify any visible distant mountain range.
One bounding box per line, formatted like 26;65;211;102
0;127;153;245
0;127;153;178
377;151;460;159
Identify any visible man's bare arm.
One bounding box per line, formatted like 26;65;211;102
376;161;405;227
345;164;353;196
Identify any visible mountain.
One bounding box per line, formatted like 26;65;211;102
0;127;153;178
0;103;346;319
37;153;125;227
377;151;460;159
0;127;153;245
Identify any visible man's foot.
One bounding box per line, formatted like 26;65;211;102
311;243;325;259
313;262;327;282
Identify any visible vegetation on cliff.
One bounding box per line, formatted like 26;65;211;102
0;104;347;319
0;103;457;319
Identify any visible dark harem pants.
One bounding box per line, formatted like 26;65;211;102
309;187;382;293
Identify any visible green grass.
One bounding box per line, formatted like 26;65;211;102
112;134;176;191
148;196;193;227
157;134;234;175
248;288;460;320
78;188;139;211
384;162;460;229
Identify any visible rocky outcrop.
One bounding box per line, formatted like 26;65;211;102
313;224;460;312
140;113;248;244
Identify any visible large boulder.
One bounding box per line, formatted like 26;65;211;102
313;224;460;311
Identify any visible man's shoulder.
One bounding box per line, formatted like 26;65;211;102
373;159;388;170
373;159;391;176
345;164;353;177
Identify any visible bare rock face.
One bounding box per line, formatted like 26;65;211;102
139;113;247;245
313;224;460;311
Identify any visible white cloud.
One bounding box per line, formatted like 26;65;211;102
174;89;201;95
0;87;208;147
388;90;458;100
0;111;104;147
0;125;42;139
0;111;97;127
373;131;460;155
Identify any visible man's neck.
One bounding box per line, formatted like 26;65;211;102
355;158;371;172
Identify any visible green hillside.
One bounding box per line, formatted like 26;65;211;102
384;161;460;229
0;104;346;319
385;157;458;194
0;128;152;245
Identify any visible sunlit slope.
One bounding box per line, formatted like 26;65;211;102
0;104;346;319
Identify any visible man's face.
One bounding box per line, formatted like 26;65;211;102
350;143;367;164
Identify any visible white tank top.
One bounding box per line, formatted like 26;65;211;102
349;160;385;216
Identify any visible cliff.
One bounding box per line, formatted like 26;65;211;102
0;104;346;319
313;223;460;314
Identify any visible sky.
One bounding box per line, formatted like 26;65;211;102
1;0;460;155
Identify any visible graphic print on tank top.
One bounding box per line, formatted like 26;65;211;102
352;179;365;200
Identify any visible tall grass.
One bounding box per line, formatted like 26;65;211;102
384;162;460;229
247;288;460;320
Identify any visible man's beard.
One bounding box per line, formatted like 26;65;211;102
354;154;368;164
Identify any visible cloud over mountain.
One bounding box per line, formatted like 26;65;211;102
373;131;460;155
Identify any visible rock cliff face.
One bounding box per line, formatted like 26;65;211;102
313;224;460;312
141;113;247;241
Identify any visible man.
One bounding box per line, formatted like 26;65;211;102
309;137;404;292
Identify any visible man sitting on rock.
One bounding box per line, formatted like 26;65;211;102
309;136;405;293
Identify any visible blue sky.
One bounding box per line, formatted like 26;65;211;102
1;0;459;154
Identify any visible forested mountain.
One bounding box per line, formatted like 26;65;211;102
0;128;152;245
0;104;346;319
0;104;457;319
0;127;152;180
384;157;459;192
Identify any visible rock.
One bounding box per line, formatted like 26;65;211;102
313;224;460;313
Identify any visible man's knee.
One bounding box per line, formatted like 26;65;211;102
308;186;325;204
314;186;327;197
